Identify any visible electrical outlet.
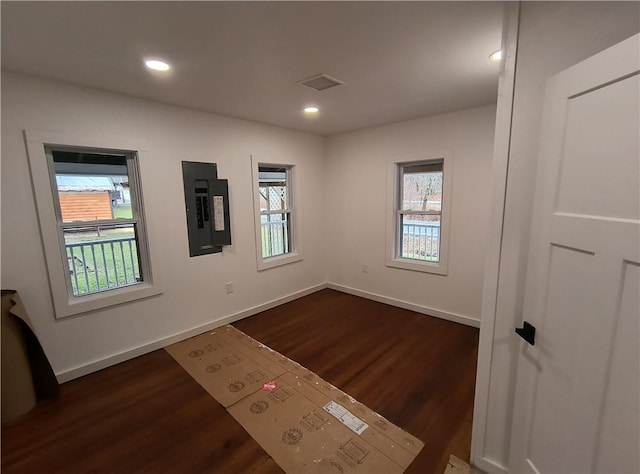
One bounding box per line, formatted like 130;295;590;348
226;282;233;294
362;264;368;273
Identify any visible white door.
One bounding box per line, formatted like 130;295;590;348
508;34;640;474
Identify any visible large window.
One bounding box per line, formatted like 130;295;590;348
386;153;452;275
26;131;161;318
48;148;148;297
251;158;302;270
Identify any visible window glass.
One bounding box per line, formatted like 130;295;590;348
52;151;133;222
50;149;145;297
258;167;288;211
63;224;141;296
402;163;443;212
258;166;292;258
398;160;444;263
400;214;441;262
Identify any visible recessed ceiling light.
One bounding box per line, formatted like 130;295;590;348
303;106;319;115
144;59;171;71
489;50;502;62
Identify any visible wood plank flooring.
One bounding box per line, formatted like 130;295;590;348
2;289;479;474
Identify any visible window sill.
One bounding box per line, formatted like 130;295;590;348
386;257;448;276
55;282;163;319
257;252;303;271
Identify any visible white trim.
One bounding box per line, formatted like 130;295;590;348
257;251;303;270
385;150;452;275
251;156;303;271
471;3;520;471
24;129;163;319
474;457;509;474
56;282;328;383
327;282;480;328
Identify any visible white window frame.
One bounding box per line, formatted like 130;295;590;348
251;156;302;271
385;150;453;275
25;130;162;318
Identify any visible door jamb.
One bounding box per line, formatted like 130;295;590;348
471;3;520;473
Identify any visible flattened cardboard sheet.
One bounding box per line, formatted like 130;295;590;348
166;325;424;473
165;325;290;407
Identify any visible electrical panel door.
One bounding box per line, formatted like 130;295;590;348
182;161;231;257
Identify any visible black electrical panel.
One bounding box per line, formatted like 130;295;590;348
182;161;231;257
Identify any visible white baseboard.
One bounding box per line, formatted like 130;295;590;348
57;281;478;382
472;456;509;474
326;282;481;328
56;283;327;383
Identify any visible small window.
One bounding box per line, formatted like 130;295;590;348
25;130;161;318
48;148;149;297
258;166;292;258
251;158;302;270
386;153;452;275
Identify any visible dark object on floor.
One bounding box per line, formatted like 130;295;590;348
1;290;59;422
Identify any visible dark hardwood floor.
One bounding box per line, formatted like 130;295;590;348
2;289;479;474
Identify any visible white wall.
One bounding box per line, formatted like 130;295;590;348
1;72;326;379
325;105;497;324
2;72;497;381
478;3;640;471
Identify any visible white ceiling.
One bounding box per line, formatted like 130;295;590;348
1;2;503;136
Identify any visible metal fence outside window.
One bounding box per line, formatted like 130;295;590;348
66;237;140;296
401;221;440;261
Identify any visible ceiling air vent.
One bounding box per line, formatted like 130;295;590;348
298;73;344;91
